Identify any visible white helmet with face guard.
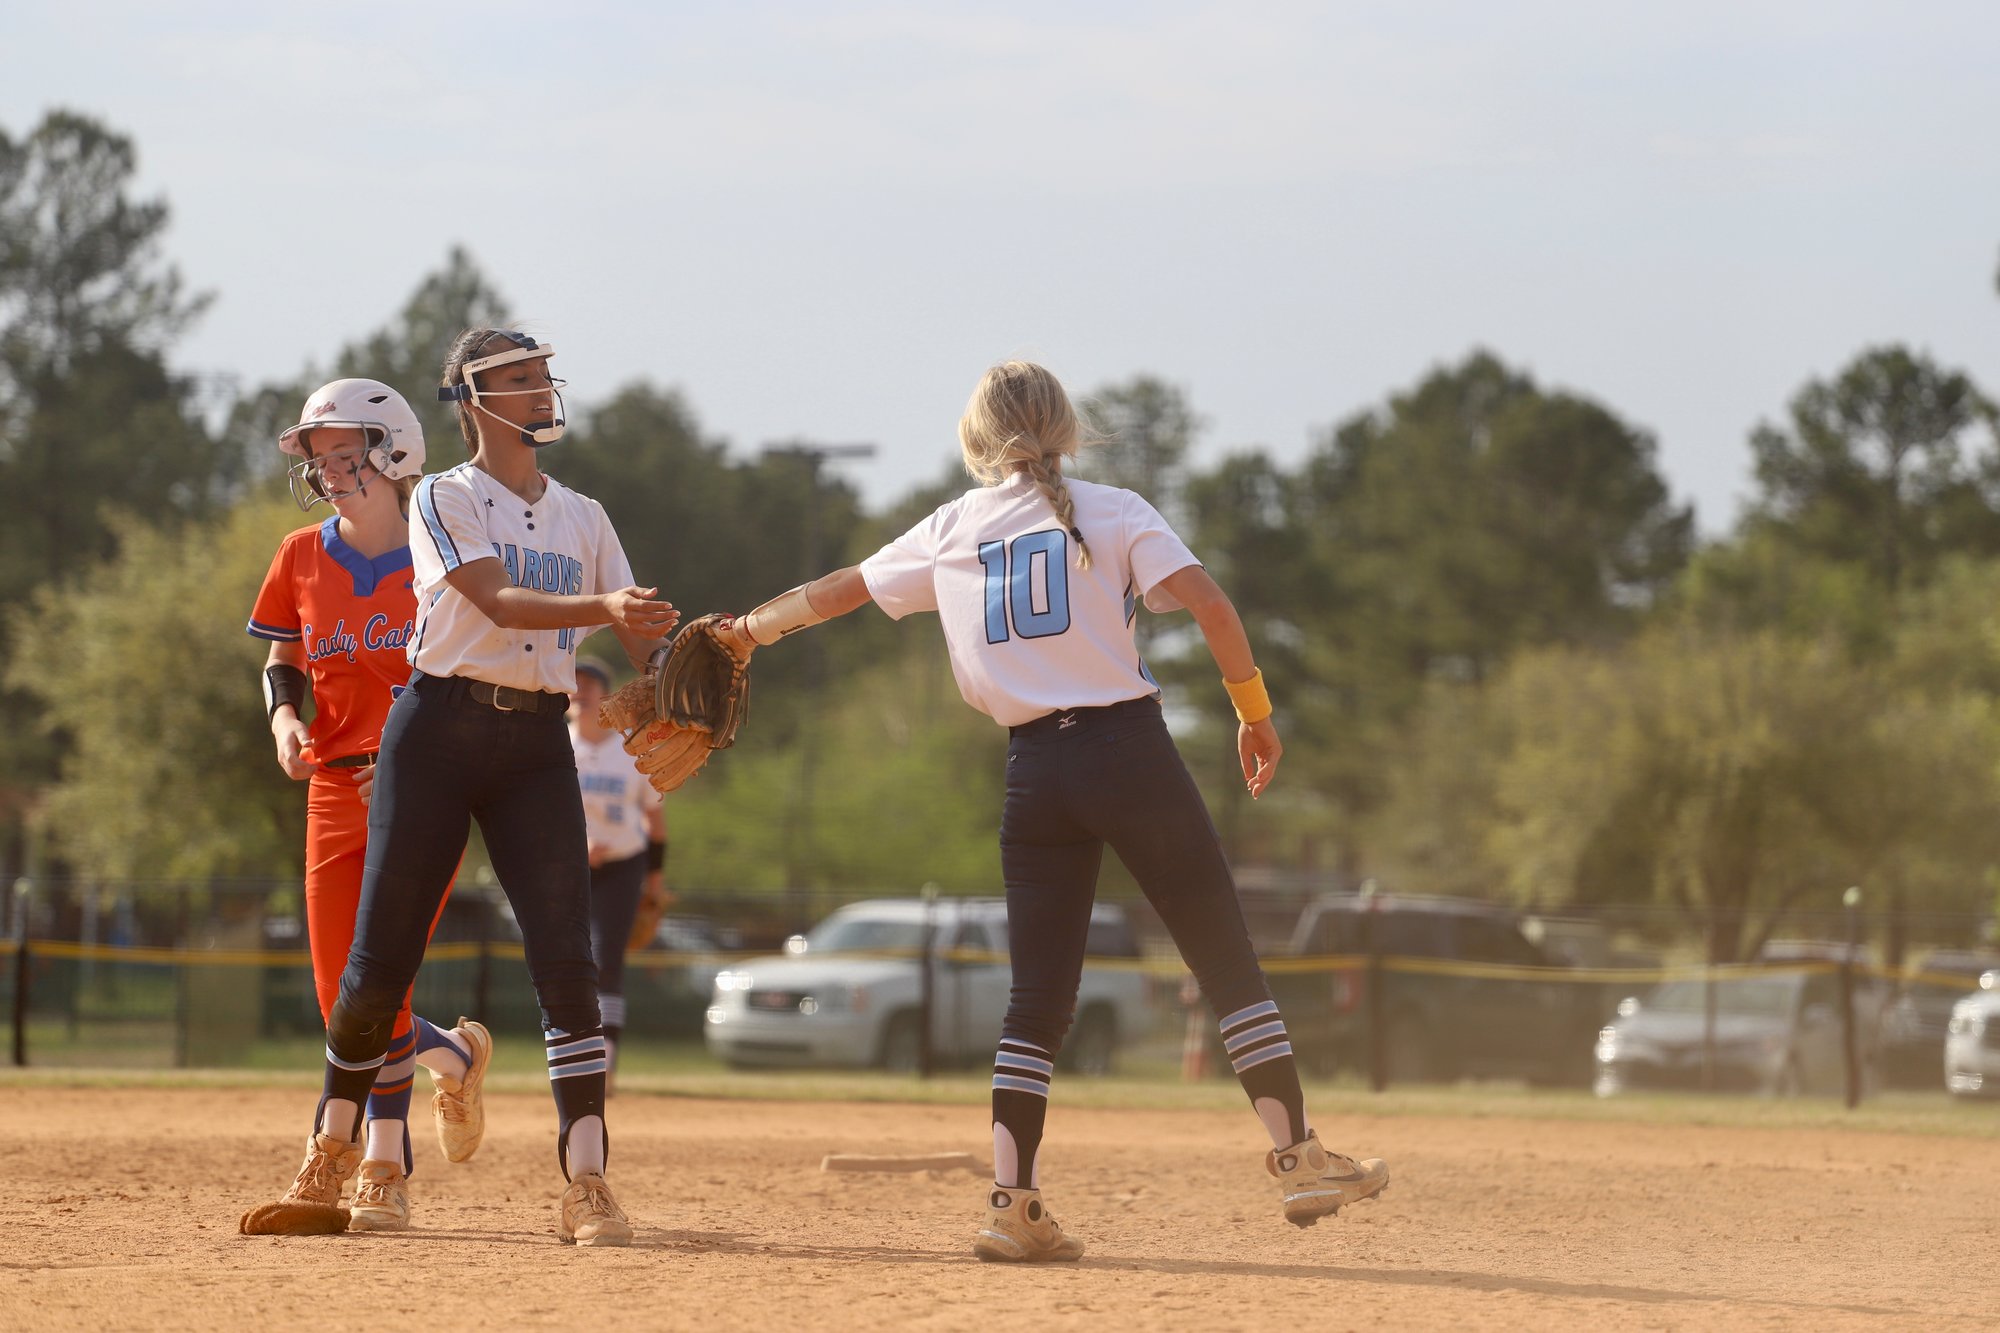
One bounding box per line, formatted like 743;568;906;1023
436;331;567;447
278;378;426;511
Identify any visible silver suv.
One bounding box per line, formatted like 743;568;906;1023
703;897;1149;1073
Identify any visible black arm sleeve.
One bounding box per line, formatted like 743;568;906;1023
263;664;309;722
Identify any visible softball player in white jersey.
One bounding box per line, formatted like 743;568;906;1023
569;658;667;1078
720;360;1389;1262
244;329;677;1247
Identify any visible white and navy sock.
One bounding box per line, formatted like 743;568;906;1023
410;1014;471;1084
1218;1000;1310;1149
546;1025;610;1179
599;993;626;1073
317;1043;385;1144
363;1027;418;1172
990;1037;1055;1189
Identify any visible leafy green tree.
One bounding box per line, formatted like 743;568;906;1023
1746;346;2000;593
0;111;224;877
1485;623;2000;962
1077;376;1203;521
665;635;1005;893
1172;353;1692;873
6;489;310;879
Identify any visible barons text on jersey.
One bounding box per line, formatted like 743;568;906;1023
408;463;638;696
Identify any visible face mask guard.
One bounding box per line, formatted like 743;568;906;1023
279;425;392;511
437;334;568;446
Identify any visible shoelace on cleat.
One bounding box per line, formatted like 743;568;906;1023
573;1178;627;1225
288;1151;347;1202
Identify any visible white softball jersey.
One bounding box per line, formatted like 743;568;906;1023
409;463;636;695
570;724;659;861
860;472;1200;727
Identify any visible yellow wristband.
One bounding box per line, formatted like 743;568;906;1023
1222;670;1272;725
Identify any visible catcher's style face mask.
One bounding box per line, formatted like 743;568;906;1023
290;438;383;510
438;333;568;447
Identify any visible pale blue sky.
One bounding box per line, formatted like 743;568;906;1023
8;1;1996;529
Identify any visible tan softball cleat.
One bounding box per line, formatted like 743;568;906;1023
239;1132;361;1236
432;1017;493;1163
1267;1132;1389;1228
348;1159;413;1232
972;1186;1086;1263
558;1172;634;1247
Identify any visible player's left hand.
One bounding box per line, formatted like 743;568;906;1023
1238;718;1282;799
355;761;376;807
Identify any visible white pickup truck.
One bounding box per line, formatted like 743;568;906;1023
703;897;1151;1074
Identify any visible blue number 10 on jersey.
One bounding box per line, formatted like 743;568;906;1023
979;530;1072;643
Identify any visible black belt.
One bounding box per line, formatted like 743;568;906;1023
1009;694;1160;738
467;680;566;713
410;670;569;715
322;753;377;770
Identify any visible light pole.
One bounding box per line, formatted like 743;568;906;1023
759;442;877;890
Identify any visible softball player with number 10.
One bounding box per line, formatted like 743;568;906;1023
721;360;1389;1261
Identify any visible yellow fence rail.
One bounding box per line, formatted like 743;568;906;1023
2;938;1987;991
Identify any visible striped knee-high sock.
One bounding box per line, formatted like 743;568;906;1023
410;1014;471;1082
598;993;626;1072
990;1037;1055;1189
1219;1000;1309;1149
364;1026;418;1172
318;1043;386;1144
546;1025;610;1178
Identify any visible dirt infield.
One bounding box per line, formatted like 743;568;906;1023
0;1084;1991;1331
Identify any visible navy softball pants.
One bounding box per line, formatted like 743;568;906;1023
332;671;600;1058
998;696;1271;1053
588;849;648;1004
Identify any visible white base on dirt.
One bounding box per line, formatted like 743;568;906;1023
820;1152;987;1174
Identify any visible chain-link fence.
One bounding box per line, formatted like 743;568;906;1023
6;876;1994;1101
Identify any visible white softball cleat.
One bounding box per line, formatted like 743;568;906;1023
238;1132;361;1236
972;1186;1086;1263
348;1159;413;1232
432;1017;493;1163
558;1172;634;1247
1267;1132;1389;1228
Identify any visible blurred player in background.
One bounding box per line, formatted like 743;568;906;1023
719;361;1388;1261
245;380;489;1232
244;330;677;1247
569;659;668;1083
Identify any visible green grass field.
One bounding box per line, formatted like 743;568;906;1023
5;1036;1994;1140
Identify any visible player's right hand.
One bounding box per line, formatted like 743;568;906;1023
605;586;680;636
1239;717;1282;799
272;715;313;781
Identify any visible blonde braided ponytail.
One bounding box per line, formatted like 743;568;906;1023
958;361;1099;570
1021;453;1092;571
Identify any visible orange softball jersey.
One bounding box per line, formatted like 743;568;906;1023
248;517;420;762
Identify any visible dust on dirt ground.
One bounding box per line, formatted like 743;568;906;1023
0;1085;1990;1331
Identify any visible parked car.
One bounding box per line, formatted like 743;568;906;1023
1593;970;1871;1097
1944;972;2000;1097
1270;893;1604;1086
703;897;1148;1073
1881;950;2000;1088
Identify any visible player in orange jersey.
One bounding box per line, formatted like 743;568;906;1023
245;380;490;1232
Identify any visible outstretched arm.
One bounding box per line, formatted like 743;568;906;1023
1155;564;1283;799
721;566;871;651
